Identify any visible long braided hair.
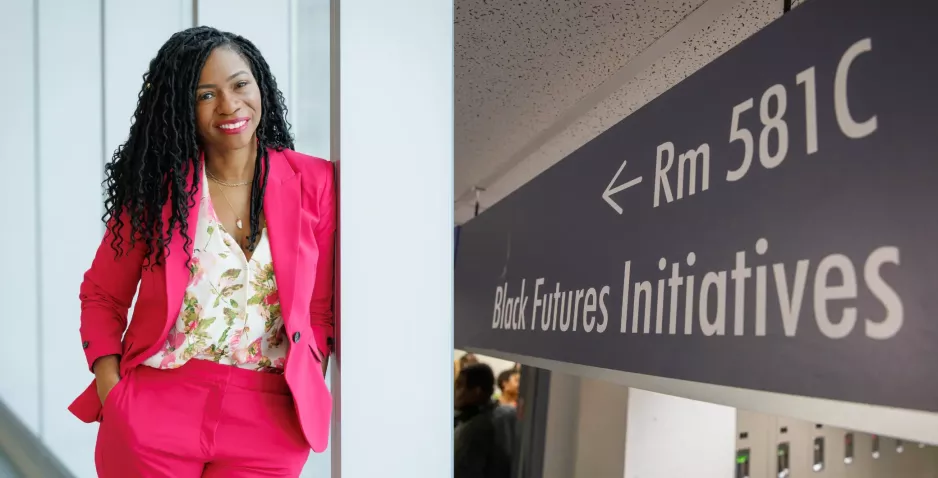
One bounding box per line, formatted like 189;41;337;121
102;26;293;267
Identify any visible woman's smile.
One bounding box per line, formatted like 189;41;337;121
215;117;251;135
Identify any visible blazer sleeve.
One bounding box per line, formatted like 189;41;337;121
310;161;337;358
78;215;145;372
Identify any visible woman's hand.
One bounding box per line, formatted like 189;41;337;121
95;374;121;405
92;355;121;405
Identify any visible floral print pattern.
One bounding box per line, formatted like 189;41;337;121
143;171;288;373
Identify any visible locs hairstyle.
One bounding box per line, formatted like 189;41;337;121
102;26;293;267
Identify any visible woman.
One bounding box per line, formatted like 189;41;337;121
66;26;336;477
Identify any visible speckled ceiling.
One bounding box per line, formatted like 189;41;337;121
454;0;805;224
455;0;708;200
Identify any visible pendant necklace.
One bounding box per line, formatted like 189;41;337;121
206;169;250;230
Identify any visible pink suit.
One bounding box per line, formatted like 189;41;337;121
68;149;336;476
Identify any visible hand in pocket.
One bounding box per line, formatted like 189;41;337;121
96;374;122;406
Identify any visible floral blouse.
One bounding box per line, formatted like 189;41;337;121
143;171;288;373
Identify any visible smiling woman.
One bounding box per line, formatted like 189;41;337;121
67;26;336;478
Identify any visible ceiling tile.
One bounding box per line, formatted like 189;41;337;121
457;0;784;224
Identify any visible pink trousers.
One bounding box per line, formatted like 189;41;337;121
95;359;310;477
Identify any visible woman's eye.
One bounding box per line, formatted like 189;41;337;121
198;92;214;101
236;81;249;88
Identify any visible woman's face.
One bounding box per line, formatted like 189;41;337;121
195;47;262;152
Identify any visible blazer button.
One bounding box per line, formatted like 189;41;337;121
293;332;301;343
82;341;90;349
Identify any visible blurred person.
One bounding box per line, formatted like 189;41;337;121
496;369;520;408
454;363;517;478
454;352;479;381
459;352;479;368
67;26;336;477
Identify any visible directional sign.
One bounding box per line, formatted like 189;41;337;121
454;0;938;414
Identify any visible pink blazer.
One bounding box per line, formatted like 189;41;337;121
68;148;336;453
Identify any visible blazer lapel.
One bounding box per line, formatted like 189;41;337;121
264;150;301;327
164;161;202;331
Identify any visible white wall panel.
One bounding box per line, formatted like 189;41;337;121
293;0;331;158
624;389;736;478
103;0;193;171
542;372;580;478
538;372;734;477
535;373;630;478
336;0;454;475
572;379;629;478
292;1;333;475
0;0;40;436
37;1;104;476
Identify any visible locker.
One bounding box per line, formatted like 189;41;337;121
737;414;938;478
873;435;903;477
891;439;938;478
736;410;774;478
843;433;874;478
772;417;812;477
811;423;847;477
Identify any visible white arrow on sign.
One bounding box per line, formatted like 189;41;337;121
602;160;642;215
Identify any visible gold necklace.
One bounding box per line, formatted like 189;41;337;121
205;169;251;187
206;172;249;230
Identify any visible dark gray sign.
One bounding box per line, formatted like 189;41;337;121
454;0;938;413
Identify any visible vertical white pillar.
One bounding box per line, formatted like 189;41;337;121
542;373;581;478
0;0;40;436
333;0;453;476
103;0;193;172
37;1;104;476
624;389;736;478
574;379;629;478
293;0;331;159
541;374;631;478
293;1;333;476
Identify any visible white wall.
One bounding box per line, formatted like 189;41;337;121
294;0;332;159
542;372;580;478
539;372;734;478
36;1;105;475
103;0;194;171
335;0;454;476
0;0;40;438
573;378;630;478
0;1;331;476
624;389;736;478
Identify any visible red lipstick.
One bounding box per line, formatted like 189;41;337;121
215;117;251;135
